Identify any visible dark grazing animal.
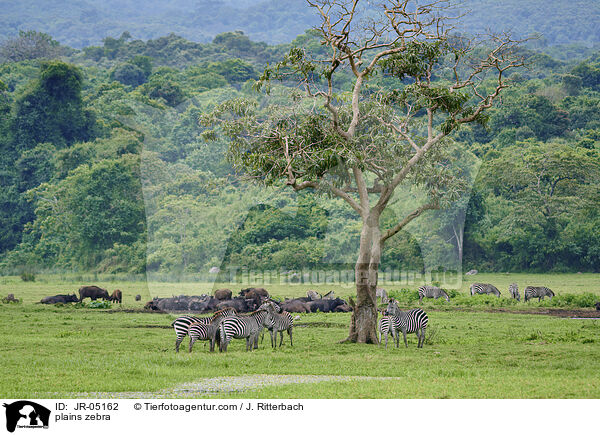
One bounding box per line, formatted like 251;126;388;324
281;299;311;313
470;283;501;298
509;283;520;301
214;289;232;300
386;299;429;348
524;286;555;302
135;294;141;301
417;286;449;303
216;297;256;313
78;285;110;302
306;297;346;313
110;289;122;304
40;294;78;304
595;302;600;311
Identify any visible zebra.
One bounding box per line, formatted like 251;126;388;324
188;322;220;353
376;287;389;305
509;283;520;301
378;315;397;349
524;286;555;302
261;301;294;348
418;285;449;303
171;307;237;353
386;299;428;348
470;283;501;298
219;303;271;352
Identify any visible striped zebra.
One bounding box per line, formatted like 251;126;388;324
386;299;428;348
261;301;294;348
378;315;397;349
188;322;220;353
219;303;271;352
171;307;237;353
470;283;501;298
509;283;520;301
418;286;449;303
524;286;555;302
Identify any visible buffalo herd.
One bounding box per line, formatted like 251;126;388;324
40;285;123;304
143;288;352;314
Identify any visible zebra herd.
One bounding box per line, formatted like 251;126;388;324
171;301;295;353
415;283;556;303
470;283;555;302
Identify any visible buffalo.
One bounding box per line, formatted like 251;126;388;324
110;289;122;304
214;289;232;300
40;294;78;304
239;287;269;298
216;297;256;313
281;299;311;313
78;285;110;302
135;294;141;301
307;297;347;313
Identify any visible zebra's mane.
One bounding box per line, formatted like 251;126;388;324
212;307;237;316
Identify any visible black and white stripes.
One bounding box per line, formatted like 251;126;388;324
524;286;555;302
261;301;294;348
218;303;272;352
418;286;449;303
171;307;237;353
470;283;501;298
386;299;428;348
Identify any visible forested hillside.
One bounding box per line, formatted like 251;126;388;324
1;27;599;275
1;0;599;49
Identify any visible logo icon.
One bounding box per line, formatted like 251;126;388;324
3;401;50;433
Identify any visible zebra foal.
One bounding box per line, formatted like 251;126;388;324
386;299;428;348
418;285;449;303
524;286;555;302
470;283;501;298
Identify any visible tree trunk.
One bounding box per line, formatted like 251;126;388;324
342;212;380;344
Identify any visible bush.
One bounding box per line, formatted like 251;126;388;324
20;272;35;282
546;293;598;308
86;300;111;309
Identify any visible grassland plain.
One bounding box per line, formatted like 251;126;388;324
0;274;599;398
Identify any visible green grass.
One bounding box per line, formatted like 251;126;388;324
1;274;599;398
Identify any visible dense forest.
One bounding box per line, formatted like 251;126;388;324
0;24;599;275
2;0;600;49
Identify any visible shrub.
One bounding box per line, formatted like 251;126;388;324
87;300;111;309
20;272;35;282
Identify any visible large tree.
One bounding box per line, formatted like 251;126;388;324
202;0;524;343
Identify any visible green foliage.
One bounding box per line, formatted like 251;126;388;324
110;63;147;87
19;271;35;282
86;299;111;309
12;61;96;151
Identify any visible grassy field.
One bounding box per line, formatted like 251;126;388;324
1;274;599;398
